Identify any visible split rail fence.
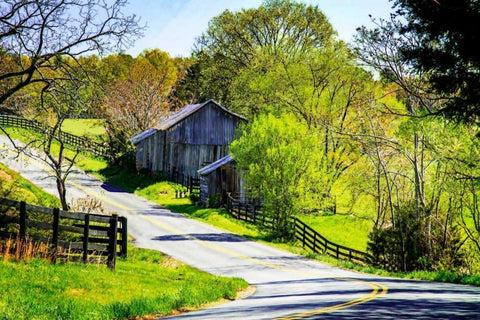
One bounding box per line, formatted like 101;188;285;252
0;115;110;158
226;194;372;265
0;197;127;269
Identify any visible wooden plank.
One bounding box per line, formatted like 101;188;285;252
88;237;110;244
0;197;21;208
83;214;90;263
107;215;118;270
25;203;53;215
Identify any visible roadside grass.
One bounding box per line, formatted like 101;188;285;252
0;162;60;208
0;163;249;320
0;246;248;320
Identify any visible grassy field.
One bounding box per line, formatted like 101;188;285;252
62;119;106;143
0;246;248;320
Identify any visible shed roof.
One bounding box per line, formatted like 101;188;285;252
198;155;234;176
130;128;156;145
156;99;246;131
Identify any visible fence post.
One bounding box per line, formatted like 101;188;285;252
52;208;60;263
336;245;339;259
107;214;118;270
245;204;249;222
313;232;317;253
83;214;90;264
119;216;128;258
302;223;306;248
19;201;27;243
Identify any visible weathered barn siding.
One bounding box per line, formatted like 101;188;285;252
132;100;245;179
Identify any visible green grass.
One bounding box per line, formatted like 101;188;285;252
299;213;373;252
0;246;248;320
62;119;106;143
0;162;60;208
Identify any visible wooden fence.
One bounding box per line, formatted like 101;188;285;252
171;169;200;197
0;115;110;158
226;194;372;265
0;197;127;270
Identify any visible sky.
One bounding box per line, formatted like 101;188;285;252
123;0;395;57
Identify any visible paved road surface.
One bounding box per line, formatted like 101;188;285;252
1;136;479;319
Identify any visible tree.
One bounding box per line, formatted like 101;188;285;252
0;0;142;208
393;0;480;124
0;0;142;105
194;0;336;106
103;50;177;155
230;114;320;240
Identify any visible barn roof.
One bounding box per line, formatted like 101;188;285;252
156;99;246;131
198;155;234;176
130;128;156;145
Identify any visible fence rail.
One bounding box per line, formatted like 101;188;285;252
0;115;110;158
0;197;127;269
226;194;372;265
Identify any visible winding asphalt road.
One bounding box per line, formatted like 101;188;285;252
1;135;479;319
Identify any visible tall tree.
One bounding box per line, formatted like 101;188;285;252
194;0;335;107
230;113;320;239
103;50;177;155
393;0;480;124
0;0;142;106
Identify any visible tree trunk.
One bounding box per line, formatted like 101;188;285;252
56;177;69;210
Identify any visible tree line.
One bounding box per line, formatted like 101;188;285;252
1;0;480;274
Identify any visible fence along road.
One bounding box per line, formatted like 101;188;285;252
1;135;479;319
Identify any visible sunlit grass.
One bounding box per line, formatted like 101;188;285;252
62;119;106;143
0;246;248;320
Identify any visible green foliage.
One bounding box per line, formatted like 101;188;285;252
394;0;480;124
368;202;465;272
0;246;248;320
231;113;320;240
194;0;336;106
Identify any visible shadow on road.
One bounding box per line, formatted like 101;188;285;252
152;233;249;242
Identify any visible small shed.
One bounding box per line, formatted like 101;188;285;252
198;155;243;206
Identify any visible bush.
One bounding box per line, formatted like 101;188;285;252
368;202;466;272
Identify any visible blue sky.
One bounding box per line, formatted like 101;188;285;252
124;0;394;57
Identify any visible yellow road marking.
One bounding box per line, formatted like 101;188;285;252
1;144;388;317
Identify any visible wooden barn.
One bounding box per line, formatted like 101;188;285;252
131;99;246;181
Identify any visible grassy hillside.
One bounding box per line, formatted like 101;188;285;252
0;246;248;320
0;162;60;208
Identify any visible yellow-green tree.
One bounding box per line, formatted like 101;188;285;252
230;113;320;240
